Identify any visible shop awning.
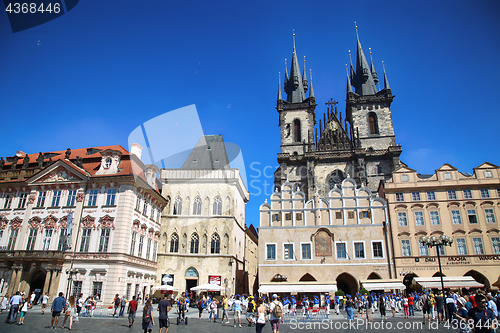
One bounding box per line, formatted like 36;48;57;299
258;283;337;294
413;276;484;289
151;285;179;291
360;279;406;291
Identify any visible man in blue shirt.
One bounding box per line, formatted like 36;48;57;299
51;292;66;329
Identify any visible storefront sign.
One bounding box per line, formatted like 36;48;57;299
161;274;174;286
208;275;221;285
478;255;500;261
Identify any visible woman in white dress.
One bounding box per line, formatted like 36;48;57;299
0;293;9;313
60;295;76;330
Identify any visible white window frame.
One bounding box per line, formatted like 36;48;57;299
418;242;429;256
36;191;47;207
414;211;424;226
447;190;457;200
265;242;277;261
3;194;13;209
370;240;384;259
451;210;462;224
395;192;404;202
66;190;77;207
51;190;62;207
427;191;436;200
480;189;490;198
484;208;496;223
105;188;117;206
456;238;468;255
472;237;485;255
401;239;412;257
491;237;500;255
411;192;420;201
42;228;53;251
87;189;98;206
300;242;313;260
334;241;348;260
17;193;27;209
353;241;366;259
283;242;295;261
430;211;440;225
467;209;478;224
463;189;473;199
398;212;408;227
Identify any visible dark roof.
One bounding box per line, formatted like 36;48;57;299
181;135;230;170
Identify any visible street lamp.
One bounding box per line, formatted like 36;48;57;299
419;234;453;320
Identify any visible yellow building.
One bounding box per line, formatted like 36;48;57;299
258;178;403;296
380;162;500;291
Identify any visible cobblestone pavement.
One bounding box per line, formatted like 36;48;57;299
0;305;459;333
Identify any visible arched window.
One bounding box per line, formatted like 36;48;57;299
190;233;199;254
293;119;301;142
169;233;179;253
173;196;182;215
368;112;379;135
193;196;202;215
213;196;222;215
211;233;220;254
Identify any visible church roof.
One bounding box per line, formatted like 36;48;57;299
181;135;230;170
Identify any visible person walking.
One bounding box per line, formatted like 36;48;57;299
345;296;354;323
17;298;28;325
466;294;497;333
157;294;171;333
408;294;414;316
75;293;83;322
50;292;66;329
390;296;396;317
41;292;50;315
8;291;23;324
233;295;243;327
378;295;386;320
403;295;409;318
112;294;120;317
142;299;154;333
0;293;8;313
421;292;431;324
119;295;127;317
255;298;267;333
268;294;283;333
197;297;204;319
29;291;36;308
128;295;139;327
60;295;76;330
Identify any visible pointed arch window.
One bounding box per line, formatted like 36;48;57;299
173;196;182;215
211;233;220;254
190;233;199;254
193;196;202;215
293;119;301;142
170;233;179;253
213;196;222;215
368;112;379;135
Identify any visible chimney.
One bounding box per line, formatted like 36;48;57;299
131;143;143;160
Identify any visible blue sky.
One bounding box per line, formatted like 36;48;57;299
1;0;499;228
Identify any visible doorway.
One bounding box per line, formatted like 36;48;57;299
336;273;358;296
186;279;197;294
29;270;46;304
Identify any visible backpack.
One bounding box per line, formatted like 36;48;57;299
422;295;430;308
272;301;282;317
114;297;120;306
247;302;254;313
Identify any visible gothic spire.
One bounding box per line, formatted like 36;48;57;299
352;24;377;96
383;61;391;91
346;66;353;93
369;48;379;86
302;56;308;93
277;72;283;101
309;69;315;99
284;32;306;103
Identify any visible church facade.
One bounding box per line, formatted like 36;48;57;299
258;30;404;295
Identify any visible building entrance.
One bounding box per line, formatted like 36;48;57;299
29;270;46;304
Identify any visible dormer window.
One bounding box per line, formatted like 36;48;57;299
104;158;112;169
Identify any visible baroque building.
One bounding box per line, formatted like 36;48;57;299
0;145;168;304
275;29;401;199
157;135;256;295
380;162;500;291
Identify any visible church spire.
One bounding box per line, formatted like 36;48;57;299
346;66;353;93
309;69;315;99
302;56;308;93
369;48;379;86
284;31;306;103
277;72;283;101
383;61;391;91
352;24;377;96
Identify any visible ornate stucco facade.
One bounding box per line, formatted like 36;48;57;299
0;145;168;304
157;135;254;295
380;162;500;290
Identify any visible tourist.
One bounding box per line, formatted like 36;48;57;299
246;296;256;326
268;294;283;333
436;292;445;323
178;292;186;321
50;292;66;329
390;296;396;317
454;297;468;333
466;294;497;333
255;298;267;333
345;295;354;323
421;292;431;324
119;295;127;317
128;295;139;327
75;293;83;321
378;295;386;320
112;293;120;317
486;295;498;318
142;299;154;333
210;297;218;322
408;293;414;316
197;296;204;319
8;291;23;324
157;294;171;333
403;295;409;318
29;291;36;308
233;295;242;327
17;297;28;325
0;293;8;313
60;295;76;330
446;292;457;322
40;292;49;315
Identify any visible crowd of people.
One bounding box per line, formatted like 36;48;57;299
1;288;499;332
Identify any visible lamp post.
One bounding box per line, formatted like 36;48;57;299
419;234;453;321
